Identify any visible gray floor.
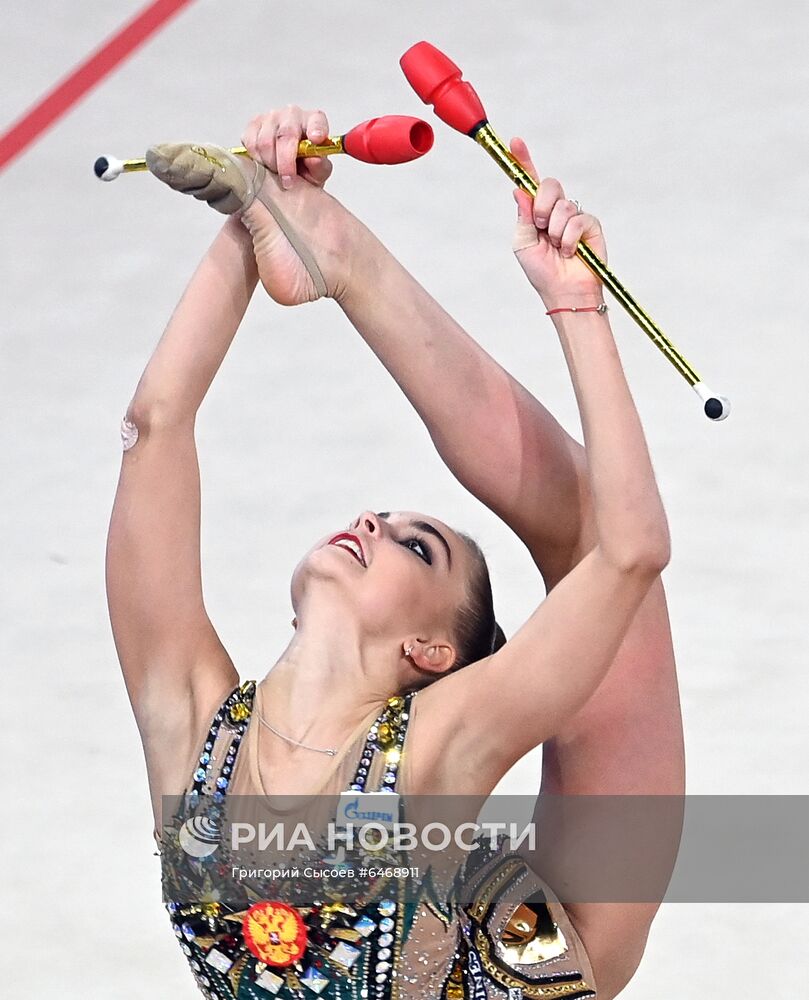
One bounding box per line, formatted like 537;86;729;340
2;1;807;995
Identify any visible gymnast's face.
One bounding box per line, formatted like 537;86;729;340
291;510;471;657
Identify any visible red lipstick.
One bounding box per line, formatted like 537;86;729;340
327;533;366;567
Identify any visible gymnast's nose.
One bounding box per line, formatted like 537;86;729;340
352;510;382;536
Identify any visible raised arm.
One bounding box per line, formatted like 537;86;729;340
106;218;256;746
238;110;587;585
419;169;670;769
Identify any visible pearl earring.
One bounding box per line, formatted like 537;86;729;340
405;644;414;657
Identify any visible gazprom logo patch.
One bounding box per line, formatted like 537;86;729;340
335;791;399;830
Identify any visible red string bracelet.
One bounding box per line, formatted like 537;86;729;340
546;303;608;316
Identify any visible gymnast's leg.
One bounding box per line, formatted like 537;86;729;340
237;110;684;997
333;143;685;999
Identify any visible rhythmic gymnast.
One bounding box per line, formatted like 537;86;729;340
106;105;684;999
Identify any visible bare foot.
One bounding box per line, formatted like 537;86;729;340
146;138;357;306
238;171;354;306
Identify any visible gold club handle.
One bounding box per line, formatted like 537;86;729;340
94;137;344;180
473;123;729;420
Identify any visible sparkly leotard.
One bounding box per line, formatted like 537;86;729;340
156;680;598;999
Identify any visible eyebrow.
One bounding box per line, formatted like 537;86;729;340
377;512;453;568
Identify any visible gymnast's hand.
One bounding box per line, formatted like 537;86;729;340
234;106;359;306
510;136;606;309
241;105;334;190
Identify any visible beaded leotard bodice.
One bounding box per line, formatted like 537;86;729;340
157;680;598;1000
159;680;427;1000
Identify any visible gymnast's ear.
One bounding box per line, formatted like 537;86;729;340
404;637;456;675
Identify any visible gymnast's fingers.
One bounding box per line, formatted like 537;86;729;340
512;188;541;253
546;197;580;249
241;114;265;163
242;113;284;172
300;109;332;187
559;213;591;258
509;136;541;185
305;109;329;144
532;177;565;232
561;212;607;262
256;118;282;173
301;155;333;188
276;105;306;188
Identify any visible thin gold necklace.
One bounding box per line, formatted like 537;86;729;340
255;707;337;756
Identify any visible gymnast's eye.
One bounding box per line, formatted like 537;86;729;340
402;536;432;565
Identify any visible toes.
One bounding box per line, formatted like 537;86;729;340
145;143;255;215
146;143;214;191
144;144;177;180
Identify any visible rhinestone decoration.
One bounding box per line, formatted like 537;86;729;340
255;969;284;995
330;941;361;969
353;915;376;938
160;681;429;1000
300;966;330;994
228;701;250;724
348;693;414;793
204;949;233;973
188;681;256;799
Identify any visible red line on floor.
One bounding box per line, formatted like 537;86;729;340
0;0;196;173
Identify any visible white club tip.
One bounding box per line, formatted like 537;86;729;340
94;154;125;181
692;382;731;421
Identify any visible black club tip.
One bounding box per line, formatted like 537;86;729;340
704;398;724;420
93;156;109;179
